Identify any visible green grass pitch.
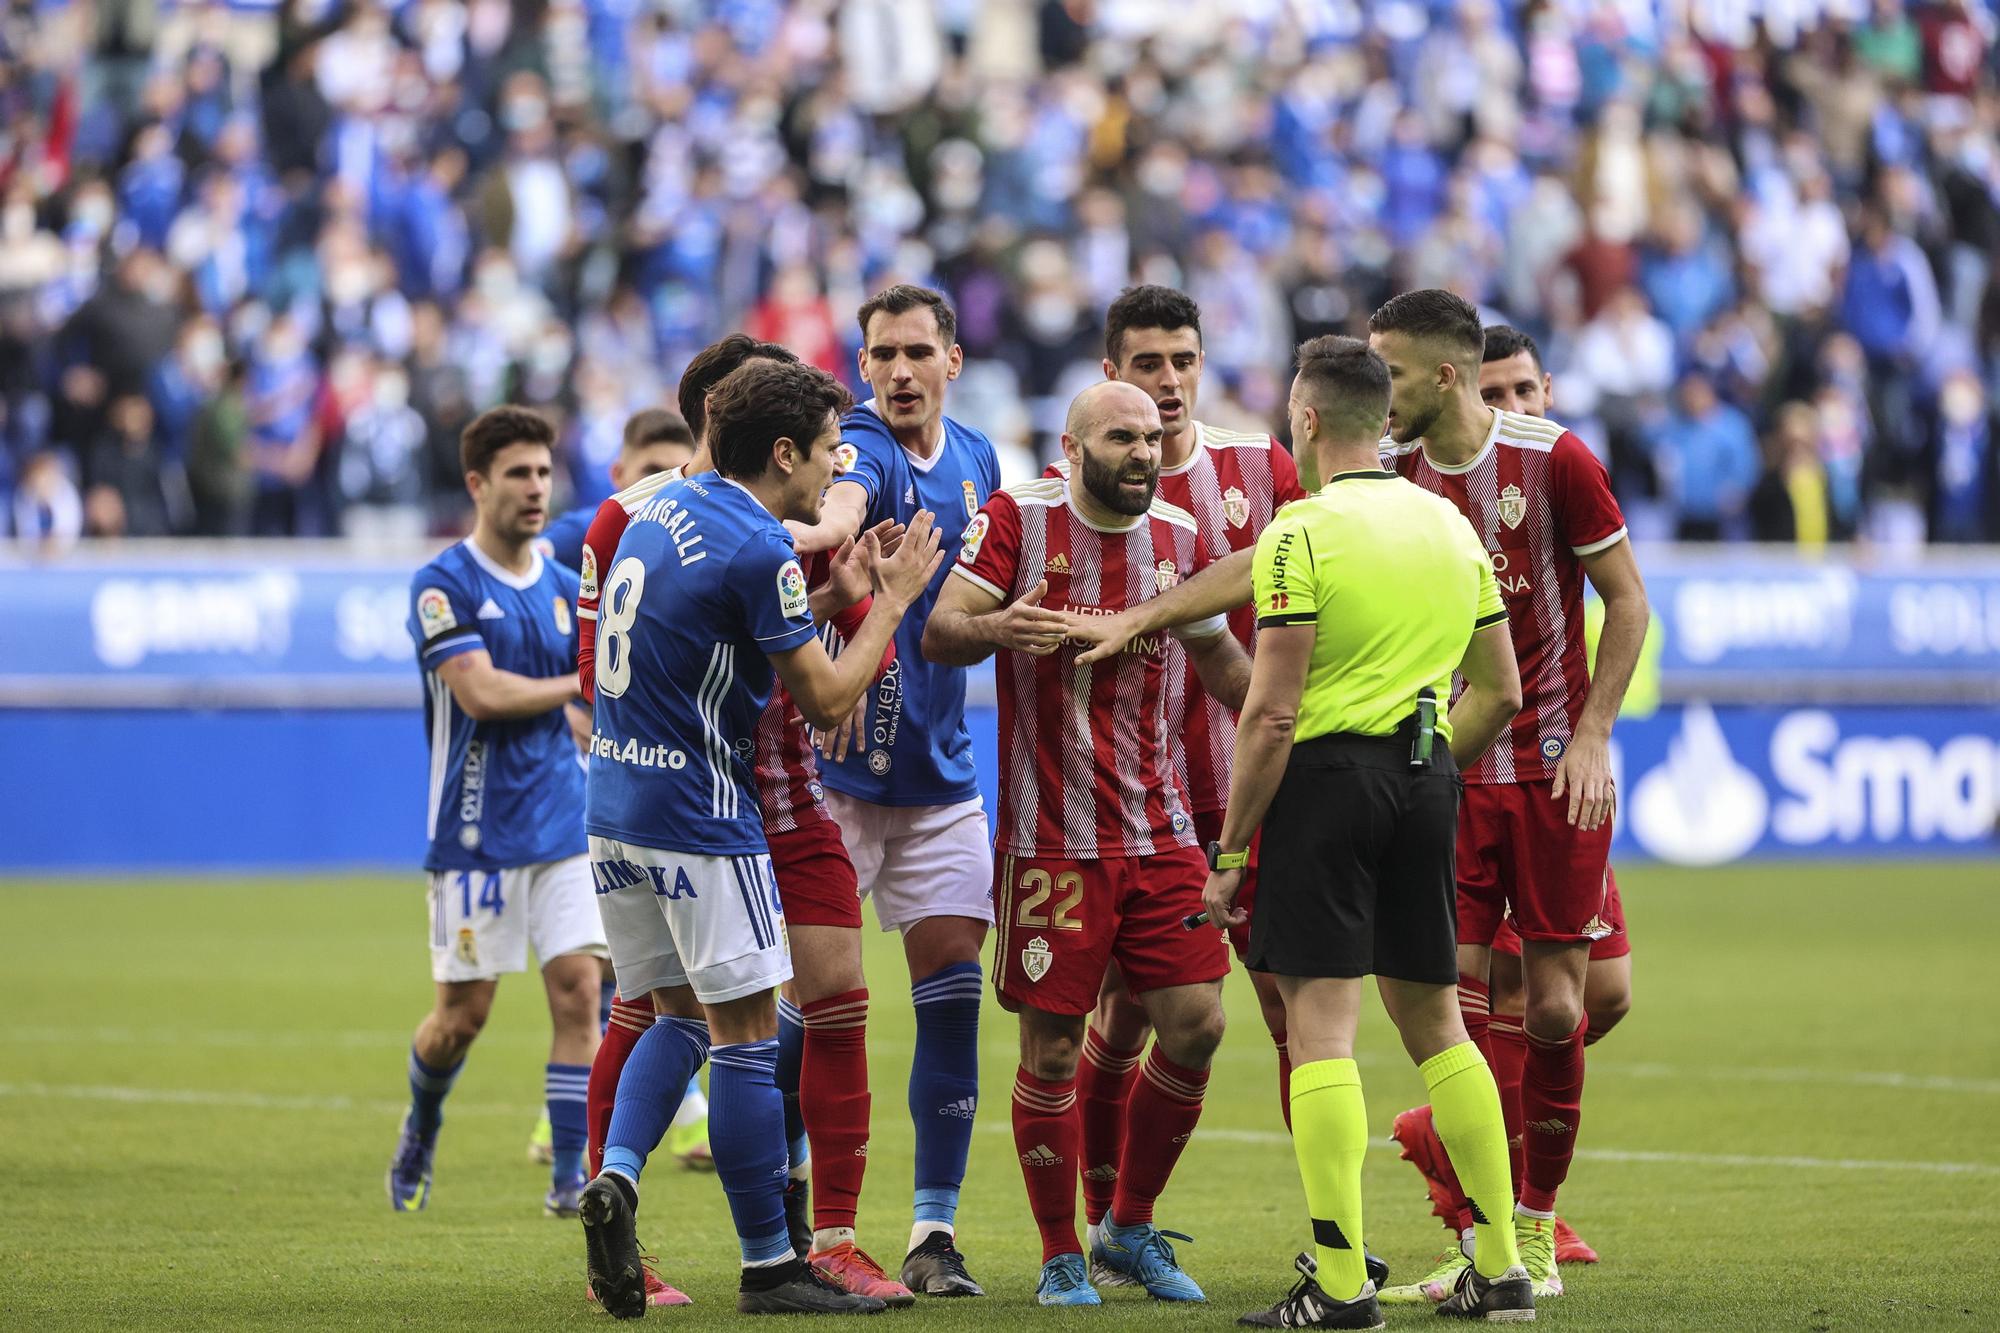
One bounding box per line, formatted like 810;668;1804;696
2;862;1994;1329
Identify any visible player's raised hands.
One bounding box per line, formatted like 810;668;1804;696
990;580;1071;656
821;534;875;611
1059;606;1138;665
871;509;946;609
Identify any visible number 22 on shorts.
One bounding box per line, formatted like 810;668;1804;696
1014;865;1083;931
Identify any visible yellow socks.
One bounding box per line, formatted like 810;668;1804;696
1288;1058;1370;1300
1422;1041;1522;1279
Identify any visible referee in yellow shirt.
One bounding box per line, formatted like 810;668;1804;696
1204;337;1532;1328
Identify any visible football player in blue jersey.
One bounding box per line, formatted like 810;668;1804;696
529;405;702;1180
390;406;608;1217
577;358;945;1317
806;284;1005;1296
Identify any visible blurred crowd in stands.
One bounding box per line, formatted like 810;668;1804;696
3;0;2000;549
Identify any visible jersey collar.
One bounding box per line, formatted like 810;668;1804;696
1417;408;1501;475
1325;469;1398;483
462;536;544;590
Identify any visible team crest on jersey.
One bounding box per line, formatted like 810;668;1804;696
417;587;455;635
455;927;479;966
1222;486;1249;529
777;559;809;618
552;596;571;636
959;512;990;565
1498;483;1527;530
832;442;859;475
1021;936;1052;983
578;546;598;601
867;749;891;776
1155;559;1179;592
962;479;979;519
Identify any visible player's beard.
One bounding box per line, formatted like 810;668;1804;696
1080;449;1158;516
1389;389;1443;445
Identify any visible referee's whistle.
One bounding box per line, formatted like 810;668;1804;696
1411;687;1438;768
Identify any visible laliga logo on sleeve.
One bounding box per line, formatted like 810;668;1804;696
959;512;990;564
832;442;858;475
418;587;455;634
578;546;598;601
777;560;809;617
1021;936;1052;983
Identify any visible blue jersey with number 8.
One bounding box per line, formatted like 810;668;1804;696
586;471;819;855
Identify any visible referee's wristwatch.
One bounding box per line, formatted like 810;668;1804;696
1205;841;1249;872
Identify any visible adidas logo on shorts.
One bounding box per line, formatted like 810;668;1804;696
937;1096;978;1119
1020;1144;1063;1166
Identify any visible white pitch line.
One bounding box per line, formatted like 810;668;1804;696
10;1024;1994;1098
2;1079;1996;1177
1594;1060;2000;1097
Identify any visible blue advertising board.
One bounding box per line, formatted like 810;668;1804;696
1;547;1996;870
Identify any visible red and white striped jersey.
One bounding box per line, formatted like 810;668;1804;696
1049;421;1305;813
1388;409;1627;784
953;477;1217;858
577;464;868;833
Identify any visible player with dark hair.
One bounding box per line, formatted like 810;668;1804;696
1382;325;1636;1284
1367;292;1650;1302
1050;285;1308;1283
572;333;918;1308
576;359;944;1318
801;284;1004;1297
389;405;608;1221
925;380;1252;1306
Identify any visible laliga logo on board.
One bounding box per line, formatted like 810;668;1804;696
1628;702;1768;866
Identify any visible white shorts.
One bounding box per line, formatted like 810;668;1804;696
588;836;793;1005
824;792;994;933
426;855;608;984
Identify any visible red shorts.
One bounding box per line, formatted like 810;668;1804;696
1492;867;1629;961
768;819;862;930
1193;809;1262;963
1455;780;1613;945
992;843;1229;1016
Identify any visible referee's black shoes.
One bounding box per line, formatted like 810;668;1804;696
1237;1253;1385;1330
1436;1261;1536;1322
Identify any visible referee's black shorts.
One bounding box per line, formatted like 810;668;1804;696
1247;723;1461;984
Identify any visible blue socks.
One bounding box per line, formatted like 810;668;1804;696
601;1016;708;1188
710;1037;794;1266
546;1061;589;1183
909;961;983;1228
406;1046;463;1143
775;996;809;1174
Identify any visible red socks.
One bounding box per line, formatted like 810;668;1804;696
1077;1028;1141;1226
1110;1047;1209;1227
1488;1012;1528;1192
1012;1067;1081;1261
1518;1017;1586;1214
801;988;871;1231
587;996;652;1177
1274;1030;1294;1132
1457;973;1492;1056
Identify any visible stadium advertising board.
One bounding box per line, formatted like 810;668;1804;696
0;551;1995;867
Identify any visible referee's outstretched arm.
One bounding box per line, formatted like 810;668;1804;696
1447;619;1523;766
